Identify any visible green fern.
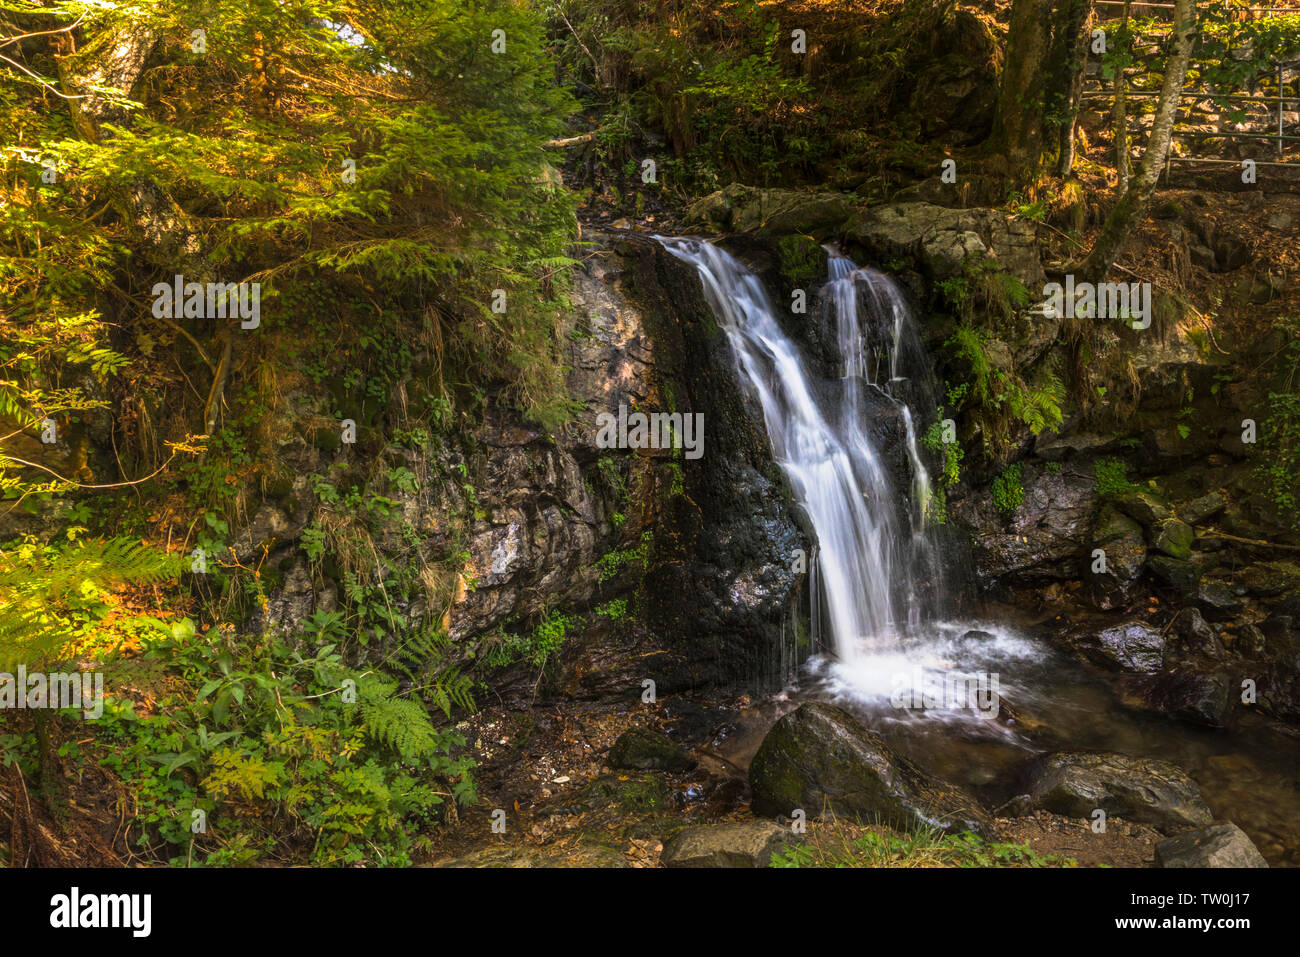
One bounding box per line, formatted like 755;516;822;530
358;676;439;762
0;537;179;672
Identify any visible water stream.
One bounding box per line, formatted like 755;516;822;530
661;236;1300;866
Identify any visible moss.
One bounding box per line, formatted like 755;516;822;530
314;425;342;453
991;464;1024;514
777;234;823;287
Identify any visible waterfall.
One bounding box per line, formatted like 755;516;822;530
659;237;943;673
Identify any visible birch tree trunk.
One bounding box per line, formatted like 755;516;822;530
1076;0;1197;282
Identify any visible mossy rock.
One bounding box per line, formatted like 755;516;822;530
608;727;697;772
1116;488;1172;526
748;702;991;836
571;772;670;814
1179;492;1227;525
1149;554;1203;593
313;425;342;453
1151;518;1195;560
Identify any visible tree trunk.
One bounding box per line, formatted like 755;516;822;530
1076;0;1196;283
1055;1;1095;176
989;0;1056;178
1113;0;1133;190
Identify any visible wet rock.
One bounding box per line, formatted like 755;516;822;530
1180;492;1227;525
1139;671;1234;728
1197;579;1244;619
1169;607;1226;661
1116;489;1172;526
1026;752;1213;832
952;462;1098;585
1073;621;1166;673
1150;518;1195;560
1147;555;1202;593
1087;506;1147;610
608;727;697;772
660;821;795;868
1154;822;1268;868
748;702;993;836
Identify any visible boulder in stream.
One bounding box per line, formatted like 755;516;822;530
1025;751;1213;833
1071;620;1167;673
1154;822;1268;868
748;702;993;836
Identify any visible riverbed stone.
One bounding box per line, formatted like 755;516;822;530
1154;822;1268;868
1170;606;1226;661
1197;578;1244;618
660;821;795;868
1239;561;1300;598
1151;518;1195;560
1138;670;1234;727
1074;620;1166;672
1180;492;1227;525
1116;488;1172;526
1148;554;1202;593
748;702;993;836
608;727;697;772
1026;751;1213;832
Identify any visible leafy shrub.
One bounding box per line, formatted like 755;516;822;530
992;464;1025;514
97;623;474;867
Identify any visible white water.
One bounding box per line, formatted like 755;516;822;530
659;238;940;667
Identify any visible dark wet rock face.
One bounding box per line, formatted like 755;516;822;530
1155;822;1268;868
660;821;795;868
1136;670;1234;728
1066;621;1166;673
613;236;810;692
951;462;1098;588
748;702;993;836
1087;506;1147;610
608;727;698;772
1025;752;1213;833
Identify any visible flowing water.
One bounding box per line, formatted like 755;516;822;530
661;236;1300;866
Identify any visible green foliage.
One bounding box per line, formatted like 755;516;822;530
596;531;653;583
944;324;1064;459
94;622;474;866
1094;457;1137;498
771;825;1076;868
921;412;963;526
0;536;178;673
554;0;820;188
1256;316;1300;529
482;608;582;670
991;464;1025;515
595;598;628;620
3;0;582;477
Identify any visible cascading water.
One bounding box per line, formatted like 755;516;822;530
659;237;943;675
657;238;1300;864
